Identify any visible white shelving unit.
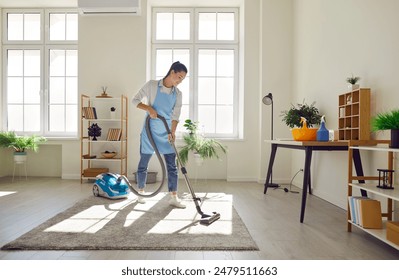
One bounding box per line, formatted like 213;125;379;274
80;94;128;182
347;141;399;249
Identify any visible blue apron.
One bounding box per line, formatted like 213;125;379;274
140;85;176;154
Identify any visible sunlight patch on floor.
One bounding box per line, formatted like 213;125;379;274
0;191;16;197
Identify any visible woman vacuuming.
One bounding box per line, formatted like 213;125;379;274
132;61;188;208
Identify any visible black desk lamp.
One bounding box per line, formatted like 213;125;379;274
263;93;280;189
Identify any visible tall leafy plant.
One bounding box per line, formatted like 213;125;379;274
179;119;227;165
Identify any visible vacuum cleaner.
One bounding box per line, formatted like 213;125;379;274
93;114;220;225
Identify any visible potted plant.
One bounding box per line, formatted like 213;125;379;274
179;119;227;165
346;74;361;91
0;131;47;162
371;109;399;148
281;101;322;141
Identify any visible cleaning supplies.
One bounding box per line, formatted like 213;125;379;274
317;115;329;141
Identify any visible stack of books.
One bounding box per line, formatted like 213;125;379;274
106;128;121;141
348;196;382;229
82;107;97;119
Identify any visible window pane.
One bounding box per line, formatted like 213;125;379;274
217;50;234;76
198;49;216;76
7;14;23;40
216;77;234;105
8;105;24;131
7;77;23;103
49;105;65;132
24;50;41;76
50;50;66;76
198;105;215;133
24;13;41;40
49;77;65;103
66;77;78;104
24;77;41;104
65;105;78;132
198;13;216;40
156;49;172;77
50;13;66;40
179;77;190;104
217;13;235;40
156;13;173;40
66;14;78;40
24;105;41;131
198;77;215;104
174;13;190;40
66;50;78;76
7;50;23;76
216;105;233;133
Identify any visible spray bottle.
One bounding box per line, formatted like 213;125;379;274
317;115;329;141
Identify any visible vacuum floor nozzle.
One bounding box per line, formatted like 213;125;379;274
200;212;221;225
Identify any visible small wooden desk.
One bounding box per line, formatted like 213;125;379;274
264;140;368;223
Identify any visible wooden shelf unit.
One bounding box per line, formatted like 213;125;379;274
338;88;371;141
80;94;128;182
347;141;399;250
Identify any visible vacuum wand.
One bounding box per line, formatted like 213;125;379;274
156;115;221;225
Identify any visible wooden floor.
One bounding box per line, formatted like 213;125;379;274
0;176;399;260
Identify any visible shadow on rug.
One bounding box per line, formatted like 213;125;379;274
1;192;258;251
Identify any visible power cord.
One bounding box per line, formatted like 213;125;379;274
283;168;303;193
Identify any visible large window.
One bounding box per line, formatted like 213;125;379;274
2;9;78;137
152;8;239;138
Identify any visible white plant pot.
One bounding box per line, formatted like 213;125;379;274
193;153;203;166
14;152;27;163
348;84;359;91
110;111;116;119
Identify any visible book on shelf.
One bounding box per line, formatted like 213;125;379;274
348;196;369;225
359;199;382;229
348;196;382;229
106;128;121;141
82;107;97;119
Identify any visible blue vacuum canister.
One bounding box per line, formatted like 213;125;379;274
93;172;130;199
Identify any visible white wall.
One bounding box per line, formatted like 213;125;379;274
5;0;398;212
290;0;399;209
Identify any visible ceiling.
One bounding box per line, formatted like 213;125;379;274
0;0;77;8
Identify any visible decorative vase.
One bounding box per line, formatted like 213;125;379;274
390;129;399;148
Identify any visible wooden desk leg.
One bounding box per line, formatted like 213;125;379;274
352;149;367;197
300;147;313;223
264;144;277;194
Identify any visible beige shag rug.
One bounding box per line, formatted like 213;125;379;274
1;192;258;251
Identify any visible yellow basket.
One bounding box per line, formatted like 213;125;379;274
291;128;318;141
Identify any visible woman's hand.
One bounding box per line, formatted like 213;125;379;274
168;132;176;143
147;106;158;118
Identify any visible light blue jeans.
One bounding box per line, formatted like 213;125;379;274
137;153;178;192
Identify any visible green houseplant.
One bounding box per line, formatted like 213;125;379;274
179;119;227;165
281;101;322;141
346;74;361;91
371;109;399;148
281;101;322;128
0;131;46;162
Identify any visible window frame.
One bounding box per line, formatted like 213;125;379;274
151;7;240;139
2;8;78;137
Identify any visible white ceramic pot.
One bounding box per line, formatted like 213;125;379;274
14;152;27;163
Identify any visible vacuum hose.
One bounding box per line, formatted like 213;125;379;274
118;114;167;198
